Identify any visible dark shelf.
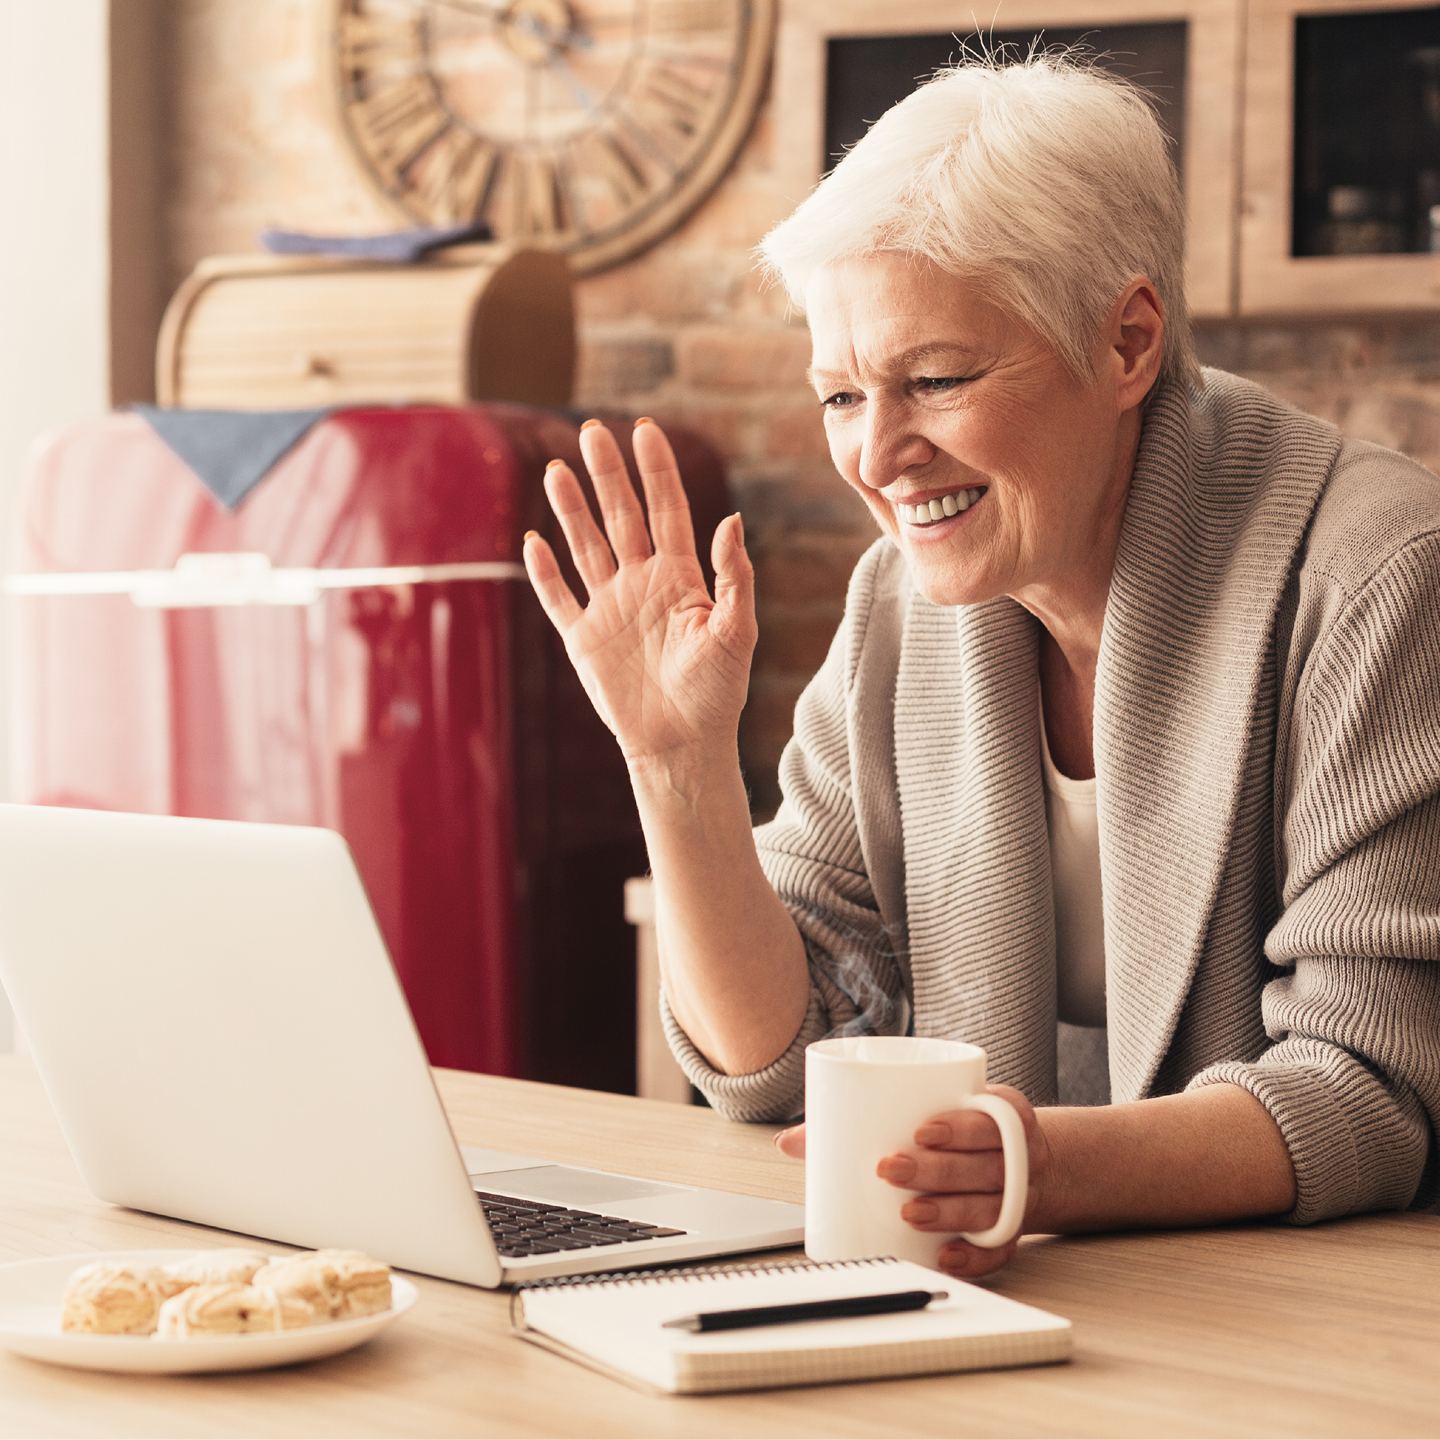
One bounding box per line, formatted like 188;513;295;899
824;25;1187;179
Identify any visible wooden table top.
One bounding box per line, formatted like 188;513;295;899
0;1052;1436;1438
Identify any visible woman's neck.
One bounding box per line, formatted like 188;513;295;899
1021;404;1141;781
1039;629;1097;781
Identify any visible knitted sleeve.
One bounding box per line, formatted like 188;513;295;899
1189;524;1440;1222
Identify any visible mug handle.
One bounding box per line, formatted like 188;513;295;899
955;1091;1029;1248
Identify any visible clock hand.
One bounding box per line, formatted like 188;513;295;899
511;11;595;53
541;47;600;113
509;15;600;112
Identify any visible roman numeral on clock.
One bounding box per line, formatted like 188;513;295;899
585;130;650;205
513;153;572;238
415;130;502;224
348;74;451;177
637;63;714;136
338;13;422;68
649;0;732;35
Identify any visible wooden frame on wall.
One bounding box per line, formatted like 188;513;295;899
1240;0;1440;315
771;0;1246;318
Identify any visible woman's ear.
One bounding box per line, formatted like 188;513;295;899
1106;278;1165;412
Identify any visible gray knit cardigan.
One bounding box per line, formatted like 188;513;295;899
662;368;1440;1226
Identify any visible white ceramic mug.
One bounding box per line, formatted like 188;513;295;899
803;1035;1029;1269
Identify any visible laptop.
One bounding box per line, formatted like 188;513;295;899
0;804;803;1287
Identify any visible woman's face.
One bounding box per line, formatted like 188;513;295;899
807;254;1142;613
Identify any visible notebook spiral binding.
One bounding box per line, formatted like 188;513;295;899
515;1256;896;1293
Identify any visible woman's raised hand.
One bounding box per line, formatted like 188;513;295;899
522;418;757;766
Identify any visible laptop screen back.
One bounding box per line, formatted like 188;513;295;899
0;804;500;1286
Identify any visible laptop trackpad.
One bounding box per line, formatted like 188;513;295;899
470;1164;684;1207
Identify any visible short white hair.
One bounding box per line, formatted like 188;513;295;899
759;54;1199;394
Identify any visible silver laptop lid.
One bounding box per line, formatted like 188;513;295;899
0;804;501;1288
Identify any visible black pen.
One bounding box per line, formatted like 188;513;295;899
660;1289;949;1333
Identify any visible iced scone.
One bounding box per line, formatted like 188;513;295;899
61;1262;189;1335
252;1250;392;1320
163;1248;270;1287
155;1282;315;1338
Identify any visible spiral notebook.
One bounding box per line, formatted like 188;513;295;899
510;1256;1071;1394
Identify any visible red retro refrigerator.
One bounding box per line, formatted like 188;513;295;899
8;403;730;1093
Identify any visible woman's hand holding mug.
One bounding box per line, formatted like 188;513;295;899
784;1037;1052;1278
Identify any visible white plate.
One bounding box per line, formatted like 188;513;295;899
0;1250;419;1374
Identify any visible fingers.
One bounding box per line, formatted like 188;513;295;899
877;1145;1006;1195
773;1123;806;1158
522;529;585;633
877;1142;1009;1237
710;513;758;655
899;1187;1006;1236
874;1092;1029;1236
543;460;618;600
579;420;653;567
631;418;698;559
935;1237;1020;1280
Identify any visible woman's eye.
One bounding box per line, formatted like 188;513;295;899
821;391;859;410
915;376;969;394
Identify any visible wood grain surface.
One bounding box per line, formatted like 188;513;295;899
0;1054;1436;1438
156;247;576;410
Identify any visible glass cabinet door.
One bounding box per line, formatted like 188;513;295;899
1242;0;1440;313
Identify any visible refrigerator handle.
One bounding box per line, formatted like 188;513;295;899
5;553;528;609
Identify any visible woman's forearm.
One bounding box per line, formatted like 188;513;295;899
630;748;809;1076
1034;1083;1297;1233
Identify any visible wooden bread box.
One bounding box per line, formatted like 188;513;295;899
156;245;576;410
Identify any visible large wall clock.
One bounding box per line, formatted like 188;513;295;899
324;0;777;275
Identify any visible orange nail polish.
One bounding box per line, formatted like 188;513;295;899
634;416;654;428
545;458;563;471
523;530;539;542
581;418;603;431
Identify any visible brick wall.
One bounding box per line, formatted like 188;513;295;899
1197;321;1440;475
156;2;1440;820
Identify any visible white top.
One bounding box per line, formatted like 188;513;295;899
1040;718;1108;1028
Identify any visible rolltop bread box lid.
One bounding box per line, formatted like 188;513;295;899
155;244;576;410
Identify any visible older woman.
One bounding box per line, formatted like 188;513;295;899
523;57;1440;1279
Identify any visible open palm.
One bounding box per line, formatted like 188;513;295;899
523;420;757;763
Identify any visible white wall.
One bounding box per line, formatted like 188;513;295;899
0;0;113;1051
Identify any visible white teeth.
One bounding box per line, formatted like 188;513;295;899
899;489;983;526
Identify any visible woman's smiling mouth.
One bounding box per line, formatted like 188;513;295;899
897;487;986;525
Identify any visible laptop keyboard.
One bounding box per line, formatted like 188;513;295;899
474;1189;687;1258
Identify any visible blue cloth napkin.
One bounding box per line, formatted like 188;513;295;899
257;222;492;263
133;405;336;510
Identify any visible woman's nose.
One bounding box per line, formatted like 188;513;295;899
859;404;936;491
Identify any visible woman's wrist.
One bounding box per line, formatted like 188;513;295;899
1020;1087;1297;1237
1025;1106;1080;1235
626;742;746;815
